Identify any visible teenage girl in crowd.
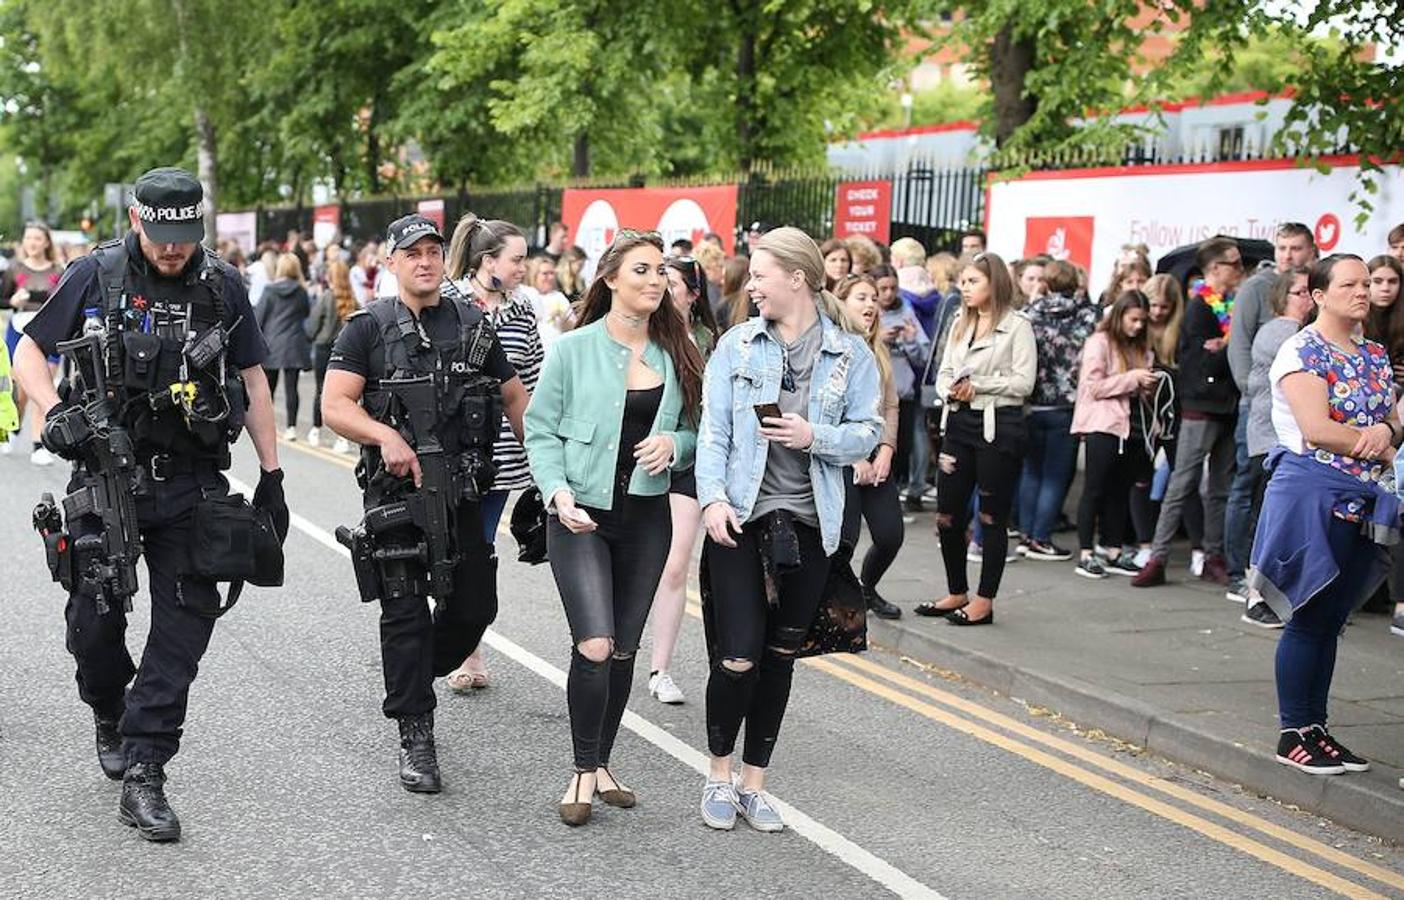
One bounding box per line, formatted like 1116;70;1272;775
523;255;574;350
696;227;880;833
646;255;720;706
871;263;931;516
444;213;539;691
525;231;702;826
256;253;313;441
836;273;906;620
820;238;852;292
1252;255;1400;775
1070;292;1157;578
306;259;357;453
1130;274;1201;568
724;255;756;327
1101;254;1152;307
916;252;1036;625
2;222;62;462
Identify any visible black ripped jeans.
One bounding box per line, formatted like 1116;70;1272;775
547;494;672;772
703;520;830;769
935;407;1025;599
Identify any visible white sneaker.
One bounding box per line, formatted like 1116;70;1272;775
306;427;321;447
0;439;12;455
1190;549;1205;577
922;486;939;501
1133;547;1152;568
30;446;54;467
332;437;352;454
649;671;685;705
282;426;298;442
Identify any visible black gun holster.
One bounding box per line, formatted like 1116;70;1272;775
336;503;431;604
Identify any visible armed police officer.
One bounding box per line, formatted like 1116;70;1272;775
12;167;286;842
322;214;527;793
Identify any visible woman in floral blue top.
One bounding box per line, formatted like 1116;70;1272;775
1252;254;1403;777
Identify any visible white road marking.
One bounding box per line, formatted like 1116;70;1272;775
239;474;946;900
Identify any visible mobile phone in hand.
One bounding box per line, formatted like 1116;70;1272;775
754;402;783;423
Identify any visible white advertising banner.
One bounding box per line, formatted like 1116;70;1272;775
215;211;257;255
985;159;1403;292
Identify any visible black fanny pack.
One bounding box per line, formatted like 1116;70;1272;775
188;493;284;615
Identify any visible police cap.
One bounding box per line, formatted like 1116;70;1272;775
386;214;445;252
132;167;204;244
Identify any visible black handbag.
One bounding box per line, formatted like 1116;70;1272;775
189;493;284;615
509;488;548;565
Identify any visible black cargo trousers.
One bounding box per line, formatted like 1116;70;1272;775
377;500;498;718
64;464;230;767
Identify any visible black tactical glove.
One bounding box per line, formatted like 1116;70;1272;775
253;468;289;544
41;402;95;460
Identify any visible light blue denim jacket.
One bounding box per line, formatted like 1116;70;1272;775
696;312;883;555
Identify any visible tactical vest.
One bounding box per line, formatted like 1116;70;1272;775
356;289;503;501
90;239;245;459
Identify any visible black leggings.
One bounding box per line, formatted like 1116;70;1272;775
264;367;301;430
311;344;332;428
841;471;904;591
547;494;671;771
1078;432;1152;552
703;520;830;769
935;408;1024;598
893;397;918;486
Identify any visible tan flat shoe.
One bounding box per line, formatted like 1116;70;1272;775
560;772;592;826
595;767;636;809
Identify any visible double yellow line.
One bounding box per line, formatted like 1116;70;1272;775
279;435;1401;898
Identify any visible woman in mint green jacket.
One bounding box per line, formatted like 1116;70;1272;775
524;231;703;826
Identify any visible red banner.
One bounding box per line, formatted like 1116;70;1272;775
561;186;738;268
417;198;445;231
312;204;341;249
1023;216;1095;271
833;180;892;243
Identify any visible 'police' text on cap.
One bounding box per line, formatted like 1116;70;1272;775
132;167;205;245
386;214;445;252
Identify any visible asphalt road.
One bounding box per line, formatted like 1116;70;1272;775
1;435;1402;899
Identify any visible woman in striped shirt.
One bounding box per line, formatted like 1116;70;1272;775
444;212;543;691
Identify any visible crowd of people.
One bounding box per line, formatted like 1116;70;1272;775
8;205;1404;834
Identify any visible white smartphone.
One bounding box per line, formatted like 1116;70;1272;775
561;505;595;527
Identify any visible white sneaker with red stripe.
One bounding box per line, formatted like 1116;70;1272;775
1275;728;1346;775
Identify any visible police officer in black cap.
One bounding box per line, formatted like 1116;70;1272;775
13;166;286;841
322;213;527;793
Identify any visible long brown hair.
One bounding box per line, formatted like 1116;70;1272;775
326;260;357;321
724;254;752;327
1366;254;1404;355
446;212;524;282
1099;290;1151;373
665;255;721;348
577;232;705;421
950;251;1015;343
834;273;892;392
1101;255;1152;307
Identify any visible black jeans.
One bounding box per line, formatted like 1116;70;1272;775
703;520;830;768
893;397;918;487
935;407;1025;598
311;344;332;429
378;501;497;719
547;494;671;771
64;469;227;766
841;471;904;591
264;367;301;430
1077;432;1152;552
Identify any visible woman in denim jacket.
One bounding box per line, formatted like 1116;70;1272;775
694;227;882;833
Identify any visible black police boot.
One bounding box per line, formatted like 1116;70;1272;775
118;763;181;842
397;713;442;794
863;585;902;620
94;711;125;781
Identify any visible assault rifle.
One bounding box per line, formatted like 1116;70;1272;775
337;374;460;603
33;330;143;614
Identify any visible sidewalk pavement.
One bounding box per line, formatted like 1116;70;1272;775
865;514;1404;844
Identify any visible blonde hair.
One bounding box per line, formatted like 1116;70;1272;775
693;240;724;273
754;226;860;333
834;274;893;392
1144;273;1184;367
890;237;927;269
845;235;881;274
275;252;304;283
926;252;959;294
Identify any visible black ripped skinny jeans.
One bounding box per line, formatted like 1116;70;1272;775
704;521;830;769
1077;432;1152;552
841;469;905;591
935;407;1025;599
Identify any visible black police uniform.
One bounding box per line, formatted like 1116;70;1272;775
329;289;514;721
25;232;265;767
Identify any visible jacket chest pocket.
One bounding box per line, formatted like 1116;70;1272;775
731;367;764;410
559;415;597;482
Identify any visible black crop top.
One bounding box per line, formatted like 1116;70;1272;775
615;384;664;497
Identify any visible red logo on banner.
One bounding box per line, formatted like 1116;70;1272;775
833;181;892;244
417;198;445;231
1024;216;1095;270
312;204;341;249
1314;213;1341;252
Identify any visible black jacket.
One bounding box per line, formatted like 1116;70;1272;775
1176;296;1239;415
256;279;312;370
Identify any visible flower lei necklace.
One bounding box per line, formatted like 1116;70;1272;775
1191;279;1232;338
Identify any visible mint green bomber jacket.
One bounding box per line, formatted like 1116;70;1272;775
524;319;697;511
